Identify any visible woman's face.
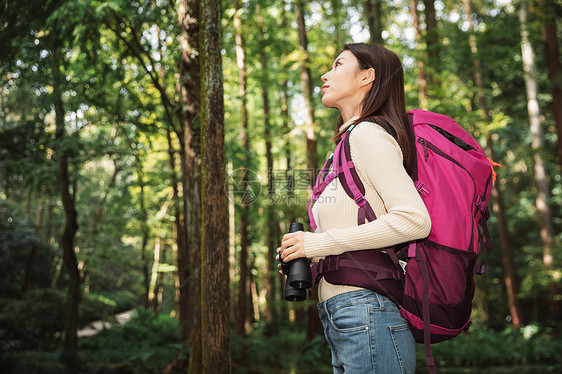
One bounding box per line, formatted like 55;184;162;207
321;50;367;113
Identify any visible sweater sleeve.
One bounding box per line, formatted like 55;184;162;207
304;122;431;258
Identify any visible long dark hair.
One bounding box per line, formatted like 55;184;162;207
332;43;415;176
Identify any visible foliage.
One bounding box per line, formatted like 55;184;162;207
0;288;65;351
79;290;139;324
1;0;562;371
231;321;562;373
0;351;66;374
427;323;562;370
0;310;184;374
0;288;138;353
77;309;185;374
0;213;58;298
231;322;332;373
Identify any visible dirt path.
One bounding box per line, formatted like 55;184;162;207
77;309;135;338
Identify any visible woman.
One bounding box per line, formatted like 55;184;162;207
278;43;431;373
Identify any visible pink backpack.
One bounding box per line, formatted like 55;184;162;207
309;109;496;374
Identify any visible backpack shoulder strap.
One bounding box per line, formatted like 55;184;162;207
337;125;377;225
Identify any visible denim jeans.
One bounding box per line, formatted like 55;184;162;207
318;289;416;374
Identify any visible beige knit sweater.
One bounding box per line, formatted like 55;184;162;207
305;118;431;303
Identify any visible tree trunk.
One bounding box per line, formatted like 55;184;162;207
176;1;202;368
295;0;317;187
148;235;161;310
138;167;151;308
422;0;440;83
54;50;80;371
364;0;383;45
540;0;562;167
234;0;251;337
519;0;554;268
487;150;525;327
409;0;428;109
257;1;278;326
294;0;323;338
228;161;237;321
281;5;293;186
89;159;119;234
167;123;187;318
200;0;230;372
462;0;524;327
330;0;345;49
520;0;557;319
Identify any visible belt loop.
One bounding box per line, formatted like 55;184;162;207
323;299;332;323
374;292;385;311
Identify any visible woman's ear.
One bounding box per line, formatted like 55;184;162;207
360;68;375;87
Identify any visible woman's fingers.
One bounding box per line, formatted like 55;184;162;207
281;233;294;249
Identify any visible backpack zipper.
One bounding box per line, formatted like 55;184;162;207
420;138;429;161
418;137;475;185
417;136;478;252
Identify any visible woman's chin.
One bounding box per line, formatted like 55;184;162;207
321;98;335;108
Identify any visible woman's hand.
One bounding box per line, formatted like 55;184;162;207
276;231;306;273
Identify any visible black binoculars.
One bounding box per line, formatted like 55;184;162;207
280;222;312;301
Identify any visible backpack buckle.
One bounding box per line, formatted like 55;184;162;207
318;256;339;274
475;197;487;212
354;194;366;206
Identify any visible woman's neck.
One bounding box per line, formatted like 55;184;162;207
340;106;362;124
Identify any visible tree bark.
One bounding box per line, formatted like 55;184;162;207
54;50;80;371
364;0;383;45
200;0;230;371
176;1;202;369
462;0;524;327
409;0;428;109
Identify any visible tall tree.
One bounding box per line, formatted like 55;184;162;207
519;0;554;270
423;0;440;84
294;0;317;186
364;0;383;44
256;2;278;325
409;0;428;109
234;0;251;336
294;0;324;337
462;0;524;327
539;0;562;166
331;0;345;49
200;0;230;371
176;1;203;368
53;48;81;370
519;0;558;320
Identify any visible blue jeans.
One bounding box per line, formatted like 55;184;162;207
318;289;416;374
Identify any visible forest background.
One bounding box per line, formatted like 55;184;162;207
1;0;561;373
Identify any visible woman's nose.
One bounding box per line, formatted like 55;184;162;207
321;72;328;82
